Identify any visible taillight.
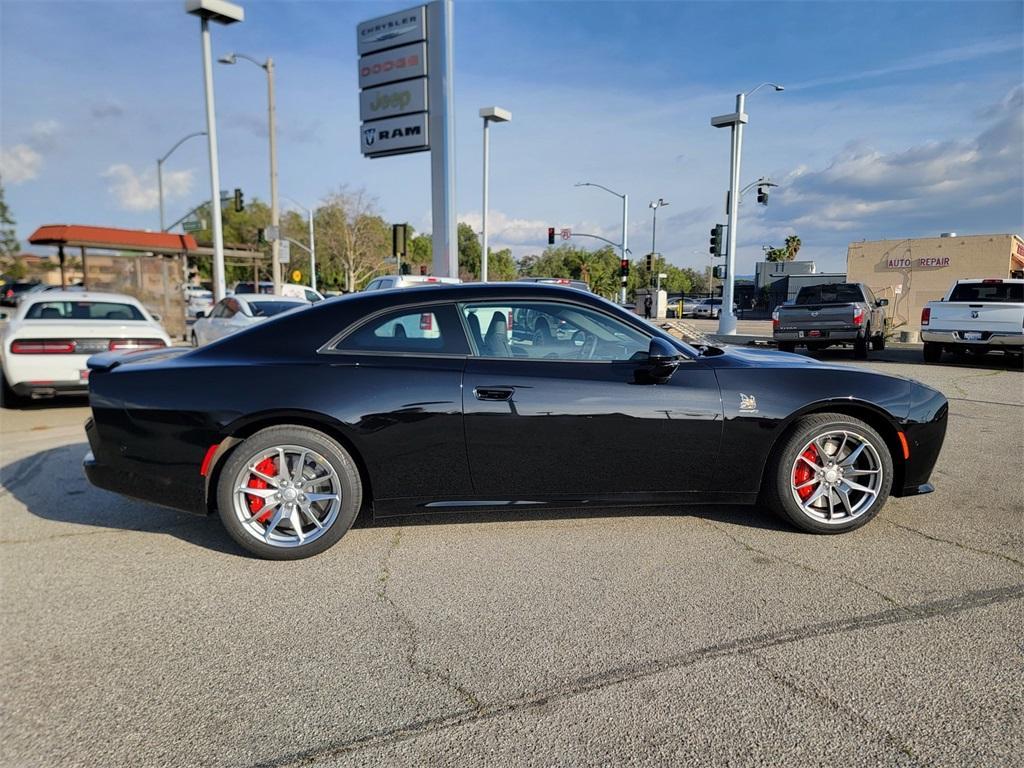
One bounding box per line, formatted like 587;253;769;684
853;308;865;325
4;289;12;298
108;339;167;351
11;339;76;354
771;308;780;331
419;313;433;331
982;279;1003;284
921;307;931;327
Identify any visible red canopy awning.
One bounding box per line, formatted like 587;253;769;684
28;224;197;254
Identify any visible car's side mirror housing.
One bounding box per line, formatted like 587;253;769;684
151;312;162;322
641;337;682;384
194;311;205;319
876;298;889;307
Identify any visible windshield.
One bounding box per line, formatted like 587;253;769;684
249;301;306;317
948;282;1023;303
24;301;146;321
795;284;864;304
234;283;275;295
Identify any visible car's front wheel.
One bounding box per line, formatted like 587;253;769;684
216;425;363;559
765;413;893;534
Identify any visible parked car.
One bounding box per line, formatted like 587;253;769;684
280;284;324;303
363;275;462;291
184;287;214;319
1;280;41;307
82;283;947;560
920;278;1024;363
191;294;309;346
229;281;275;295
773;283;888;359
693;298;734;318
0;291;170;404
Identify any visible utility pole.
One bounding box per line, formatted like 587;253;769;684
479;106;511;282
266;57;280;294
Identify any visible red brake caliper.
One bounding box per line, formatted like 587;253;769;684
793;445;819;500
247;457;278;523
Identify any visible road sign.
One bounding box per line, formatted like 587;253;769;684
291;270;302;282
264;225;279;242
278;240;290;264
183;219;202;233
560;228;572;241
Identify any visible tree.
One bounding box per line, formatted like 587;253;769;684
764;245;788;262
784;234;802;260
488;247;517;281
315;188;390;291
0;179;22;275
406;231;432;272
457;222;481;280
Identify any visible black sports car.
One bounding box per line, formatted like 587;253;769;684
83;283;948;559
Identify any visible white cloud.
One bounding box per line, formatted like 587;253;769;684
0;144;43;184
0;119;61;184
101;164;194;211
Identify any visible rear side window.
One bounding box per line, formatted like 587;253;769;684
334;303;469;355
948;282;1023;303
25;301;146;321
249;301;305;317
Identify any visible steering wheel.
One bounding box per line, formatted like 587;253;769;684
572;330;598;360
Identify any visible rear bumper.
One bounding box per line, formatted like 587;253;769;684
920;330;1024;347
774;328;861;342
12;380;88;398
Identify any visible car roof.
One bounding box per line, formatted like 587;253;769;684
231;293;309;302
21;290;143;304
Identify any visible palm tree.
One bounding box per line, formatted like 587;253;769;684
784;235;802;261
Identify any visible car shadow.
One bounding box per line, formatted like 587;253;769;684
5;442;790;557
2;394;92;411
800;345;1023;371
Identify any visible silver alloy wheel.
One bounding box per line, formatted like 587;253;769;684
789;429;883;525
231;444;342;548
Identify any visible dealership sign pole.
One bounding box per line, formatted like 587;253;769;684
357;1;456;278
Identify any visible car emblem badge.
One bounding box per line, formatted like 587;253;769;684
739;393;758;412
810;311;819;317
971;310;979;318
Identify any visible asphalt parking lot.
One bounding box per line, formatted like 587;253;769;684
1;349;1022;767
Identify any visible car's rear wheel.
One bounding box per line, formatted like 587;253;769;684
871;331;886;351
216;425;362;560
853;330;869;359
777;341;796;353
765;413;892;534
923;342;942;363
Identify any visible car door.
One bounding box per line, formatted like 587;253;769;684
324;302;474;505
460;299;723;499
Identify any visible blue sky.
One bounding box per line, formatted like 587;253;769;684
2;0;1022;274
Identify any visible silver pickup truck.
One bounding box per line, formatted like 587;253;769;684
773;282;888;359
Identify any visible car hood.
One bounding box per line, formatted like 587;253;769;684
705;344;862;371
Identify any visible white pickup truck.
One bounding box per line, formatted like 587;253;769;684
920;278;1024;363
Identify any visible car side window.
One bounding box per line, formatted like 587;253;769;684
334;303;470;355
460;301;650;362
365;280;380;292
222;299;239;319
210;300;227;318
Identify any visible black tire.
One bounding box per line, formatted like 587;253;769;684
923;341;942;363
853;331;869;359
777;341;796;353
1;370;23;409
764;412;893;534
191;331;199;347
216;425;363;560
871;331;886;351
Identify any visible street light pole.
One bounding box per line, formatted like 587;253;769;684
219;52;279;294
711;82;783;335
479;107;511;283
157;131;206;232
283;196;316;291
575;181;629;305
186;0;243;303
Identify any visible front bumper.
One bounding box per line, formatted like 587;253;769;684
920;330;1024;347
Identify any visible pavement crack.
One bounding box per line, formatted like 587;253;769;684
883;519;1024;570
254;584;1024;768
748;653;930;766
701;518;912;613
376;527;482;713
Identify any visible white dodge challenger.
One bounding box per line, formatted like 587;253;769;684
0;290;171;404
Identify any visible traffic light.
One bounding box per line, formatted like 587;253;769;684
392;223;408;259
257;227;266;244
645;253;654;272
419;265;428;276
709;224;725;257
713;264;727;279
547;227;556;245
620;258;630;277
400;262;410;275
756;186;769;205
233;188;244;212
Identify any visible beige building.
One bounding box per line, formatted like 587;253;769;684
847;233;1024;331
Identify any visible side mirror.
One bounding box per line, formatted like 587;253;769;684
194;311;206;319
876;299;889;307
151;313;162;322
642;337;682;384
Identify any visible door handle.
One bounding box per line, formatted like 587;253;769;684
474;386;514;401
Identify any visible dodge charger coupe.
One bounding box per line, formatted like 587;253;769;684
83;283;948;560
